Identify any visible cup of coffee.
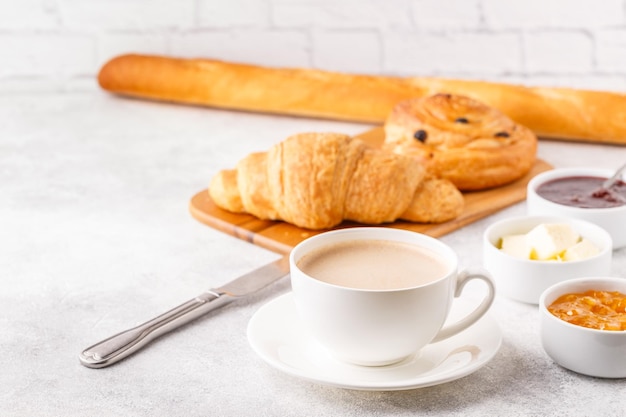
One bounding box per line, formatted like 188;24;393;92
290;227;496;366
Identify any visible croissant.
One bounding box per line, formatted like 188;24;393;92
209;132;464;230
384;94;537;191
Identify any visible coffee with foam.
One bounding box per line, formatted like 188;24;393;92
297;239;449;290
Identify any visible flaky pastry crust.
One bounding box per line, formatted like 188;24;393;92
384;94;538;191
209;132;463;229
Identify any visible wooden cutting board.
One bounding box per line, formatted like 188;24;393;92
189;127;552;255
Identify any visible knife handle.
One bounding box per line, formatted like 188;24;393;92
79;291;232;368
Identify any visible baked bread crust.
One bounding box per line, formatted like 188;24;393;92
209;132;464;229
98;54;415;123
99;54;626;145
383;94;538;191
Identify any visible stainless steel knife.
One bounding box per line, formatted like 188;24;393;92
79;256;289;369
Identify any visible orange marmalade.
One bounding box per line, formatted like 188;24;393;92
548;290;626;331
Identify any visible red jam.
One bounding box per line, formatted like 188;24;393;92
536;176;626;208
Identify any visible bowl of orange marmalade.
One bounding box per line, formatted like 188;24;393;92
540;277;626;378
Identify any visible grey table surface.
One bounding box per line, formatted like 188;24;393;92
2;92;626;417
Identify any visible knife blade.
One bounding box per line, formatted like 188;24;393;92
79;255;289;369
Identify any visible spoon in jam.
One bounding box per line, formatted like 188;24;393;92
602;162;626;190
592;162;626;201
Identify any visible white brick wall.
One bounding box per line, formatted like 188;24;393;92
1;0;626;93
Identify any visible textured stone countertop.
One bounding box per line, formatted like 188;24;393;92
2;92;625;417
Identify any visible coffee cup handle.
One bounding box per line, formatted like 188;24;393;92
430;267;496;344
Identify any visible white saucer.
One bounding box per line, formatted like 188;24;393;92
247;293;502;391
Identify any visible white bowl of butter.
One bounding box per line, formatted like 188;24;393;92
483;215;613;304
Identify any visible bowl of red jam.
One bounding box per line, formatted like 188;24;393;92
539;277;626;378
527;168;626;249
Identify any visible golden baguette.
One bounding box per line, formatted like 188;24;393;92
98;54;626;145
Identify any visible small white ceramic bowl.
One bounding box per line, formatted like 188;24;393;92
539;277;626;378
527;167;626;249
483;215;612;304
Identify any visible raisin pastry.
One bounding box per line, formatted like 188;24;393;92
383;94;538;191
209;132;464;230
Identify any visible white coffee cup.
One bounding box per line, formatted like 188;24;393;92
289;227;496;366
